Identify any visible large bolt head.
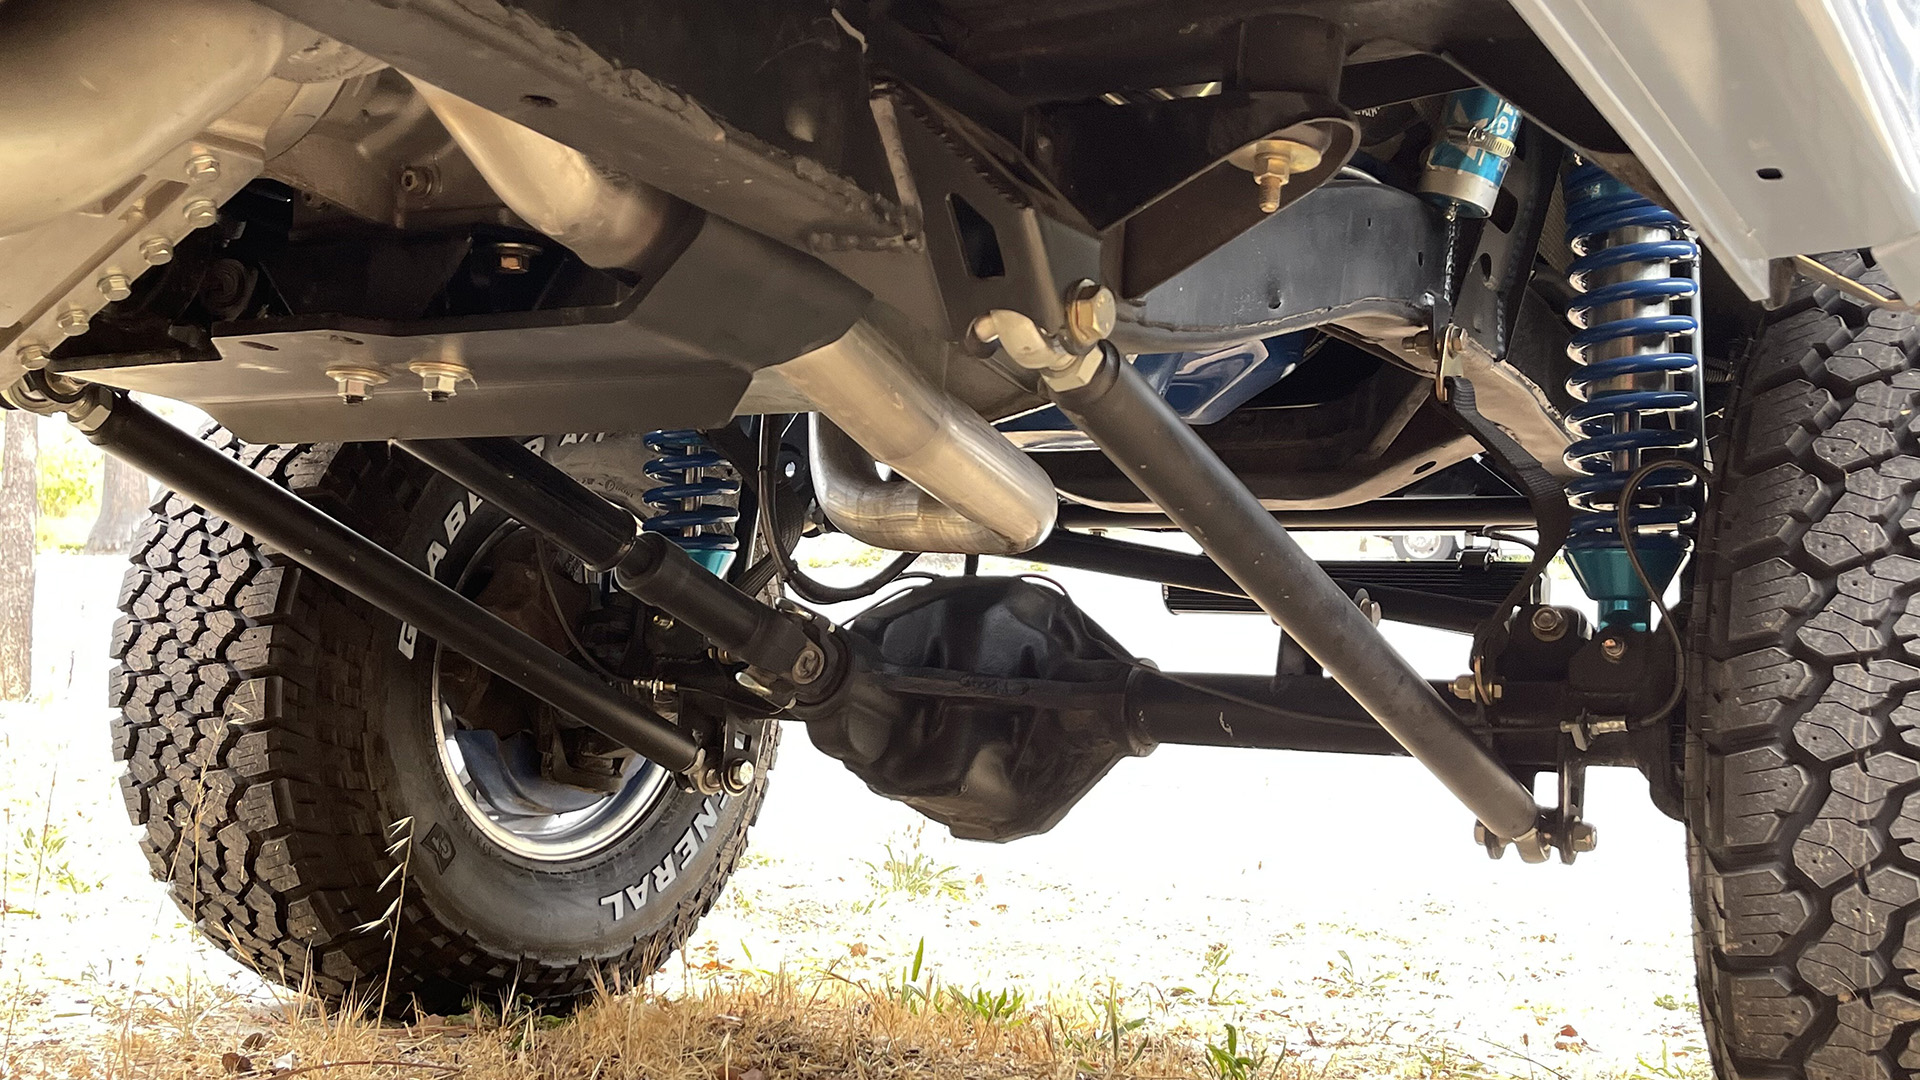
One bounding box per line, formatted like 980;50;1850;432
1529;606;1567;642
186;154;221;182
55;308;90;337
724;759;756;793
1599;636;1628;662
183;199;219;229
139;237;175;266
1062;280;1116;350
97;274;133;302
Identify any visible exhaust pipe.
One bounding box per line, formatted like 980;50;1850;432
417;83;1056;554
809;417;1039;555
782;322;1056;553
410;78;688;272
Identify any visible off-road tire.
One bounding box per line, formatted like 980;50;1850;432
110;431;774;1013
1390;534;1461;562
1693;253;1920;1077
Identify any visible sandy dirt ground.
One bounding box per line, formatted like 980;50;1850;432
0;551;1708;1078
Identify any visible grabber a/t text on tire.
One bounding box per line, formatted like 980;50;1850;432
1693;253;1920;1077
110;432;774;1013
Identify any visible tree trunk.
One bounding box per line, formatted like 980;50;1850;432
0;411;37;700
84;453;150;554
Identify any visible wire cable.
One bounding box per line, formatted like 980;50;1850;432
754;415;921;604
531;536;628;684
1616;457;1712;727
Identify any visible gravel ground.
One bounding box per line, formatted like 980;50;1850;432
0;551;1708;1078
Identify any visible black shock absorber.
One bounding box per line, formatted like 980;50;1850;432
1559;162;1705;629
641;429;740;576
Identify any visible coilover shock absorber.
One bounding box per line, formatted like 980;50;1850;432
641;429;741;576
1559;162;1705;629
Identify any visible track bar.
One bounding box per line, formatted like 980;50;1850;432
1054;497;1535;532
1027;530;1495;635
1128;672;1621;770
65;392;700;772
1037;344;1548;845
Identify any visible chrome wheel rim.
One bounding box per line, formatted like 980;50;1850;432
429;527;670;862
1397;533;1450;559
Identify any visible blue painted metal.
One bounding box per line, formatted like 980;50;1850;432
997;333;1307;450
642;429;740;575
1417;87;1523;218
1558;162;1705;629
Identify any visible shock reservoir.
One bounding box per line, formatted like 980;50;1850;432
1418;87;1522;218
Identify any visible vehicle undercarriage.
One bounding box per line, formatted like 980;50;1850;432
9;0;1920;1076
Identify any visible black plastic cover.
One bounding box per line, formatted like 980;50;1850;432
805;577;1150;842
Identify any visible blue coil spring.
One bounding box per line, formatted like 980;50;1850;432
1560;162;1704;550
641;430;741;556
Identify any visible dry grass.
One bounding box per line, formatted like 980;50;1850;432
7;957;1709;1080
16;967;1211;1080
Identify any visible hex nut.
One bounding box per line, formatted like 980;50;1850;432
15;345;49;370
409;361;472;402
55;308;90;337
1448;673;1500;702
66;387;115;434
489;242;542;275
1039;347;1107;394
1528;606;1567;642
326;366;389;405
1245;139;1323;213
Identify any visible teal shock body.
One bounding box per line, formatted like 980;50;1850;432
1417;87;1523;218
1559;163;1705;630
641;429;741;576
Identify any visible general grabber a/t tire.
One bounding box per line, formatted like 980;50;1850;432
109;431;775;1013
1692;253;1920;1078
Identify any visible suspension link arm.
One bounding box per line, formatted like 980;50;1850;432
24;386;702;773
393;438;829;694
991;332;1551;852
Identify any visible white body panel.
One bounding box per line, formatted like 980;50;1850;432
1509;0;1920;299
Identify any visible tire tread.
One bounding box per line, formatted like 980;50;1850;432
1695;254;1920;1077
112;432;769;1008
